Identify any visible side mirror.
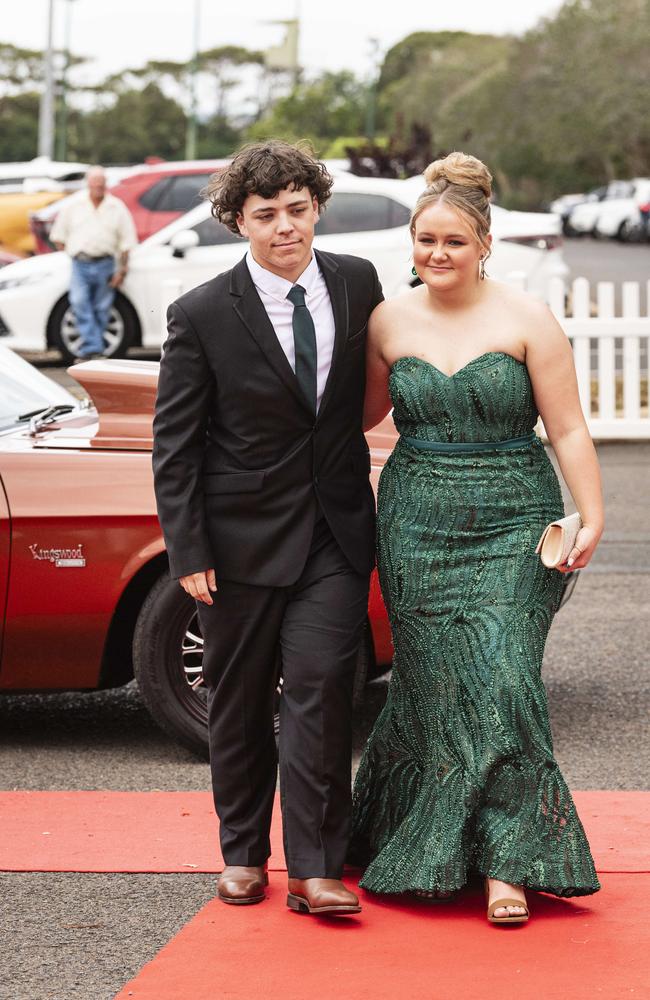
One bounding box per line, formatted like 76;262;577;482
170;229;200;258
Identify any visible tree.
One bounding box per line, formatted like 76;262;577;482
0;43;45;96
373;5;650;207
200;45;265;120
112;47;263;158
71;83;187;163
2;0;646;196
0;92;40;160
0;41;88;161
247;71;369;149
497;0;650;193
197;113;243;159
471;0;650;203
376;31;512;148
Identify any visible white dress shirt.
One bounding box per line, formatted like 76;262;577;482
245;250;336;412
50;190;137;259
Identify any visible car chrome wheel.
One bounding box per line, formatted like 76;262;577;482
180;611;208;710
61;305;125;358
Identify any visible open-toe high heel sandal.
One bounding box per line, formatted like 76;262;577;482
484;879;529;924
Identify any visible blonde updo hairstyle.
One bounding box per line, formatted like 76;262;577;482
411;151;493;263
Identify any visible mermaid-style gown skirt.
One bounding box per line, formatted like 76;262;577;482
352;352;600;897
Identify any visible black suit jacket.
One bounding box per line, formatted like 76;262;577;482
152;250;384;585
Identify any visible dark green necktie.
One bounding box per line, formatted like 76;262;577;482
287;283;317;413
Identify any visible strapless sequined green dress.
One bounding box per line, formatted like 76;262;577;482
352;352;600;898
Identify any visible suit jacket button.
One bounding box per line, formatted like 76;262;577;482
313;475;319;485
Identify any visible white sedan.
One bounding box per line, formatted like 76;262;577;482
0;173;568;361
593;178;650;241
567;179;642;236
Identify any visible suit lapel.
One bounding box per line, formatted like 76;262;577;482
230;256;311;413
315;250;349;419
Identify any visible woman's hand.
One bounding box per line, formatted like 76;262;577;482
559;524;603;572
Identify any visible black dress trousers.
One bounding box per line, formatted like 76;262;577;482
196;512;369;879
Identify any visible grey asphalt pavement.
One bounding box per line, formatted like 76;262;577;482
0;873;215;1000
562;237;649;312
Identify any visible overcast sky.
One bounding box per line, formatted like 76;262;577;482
9;0;564;83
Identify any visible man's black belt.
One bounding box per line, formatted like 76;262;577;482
74;253;113;262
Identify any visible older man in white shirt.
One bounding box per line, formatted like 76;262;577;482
50;166;137;360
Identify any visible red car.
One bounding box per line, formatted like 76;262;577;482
0;350;393;756
30;160;229;254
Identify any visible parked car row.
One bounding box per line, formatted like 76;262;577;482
29;159;230;253
0;171;568;362
0;156;89;195
0;156;228;257
550;179;650;242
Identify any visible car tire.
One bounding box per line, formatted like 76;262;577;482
133;574;211;758
48;291;138;363
617;218;641;243
133;571;374;759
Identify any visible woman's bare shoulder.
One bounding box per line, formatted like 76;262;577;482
490;280;557;333
487;281;567;361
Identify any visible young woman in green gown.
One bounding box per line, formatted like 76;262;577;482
352;152;603;924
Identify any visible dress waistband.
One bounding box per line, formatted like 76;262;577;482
401;432;537;453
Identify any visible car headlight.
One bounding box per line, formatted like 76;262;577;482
0;272;53;291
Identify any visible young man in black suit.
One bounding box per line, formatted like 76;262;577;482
152;141;383;915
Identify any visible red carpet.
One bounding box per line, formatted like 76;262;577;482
114;872;647;1000
1;790;647;873
5;790;647;998
0;790;283;872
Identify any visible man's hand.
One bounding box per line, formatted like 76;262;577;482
109;268;127;289
179;569;217;604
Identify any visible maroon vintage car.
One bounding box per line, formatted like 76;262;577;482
0;351;395;756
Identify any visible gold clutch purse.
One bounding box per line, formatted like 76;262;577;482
535;512;583;568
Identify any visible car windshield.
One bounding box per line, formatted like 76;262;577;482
0;371;74;432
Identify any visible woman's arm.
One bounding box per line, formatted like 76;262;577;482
525;303;604;571
363;303;392;431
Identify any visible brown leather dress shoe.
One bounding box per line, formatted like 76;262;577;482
217;865;268;905
287;878;361;915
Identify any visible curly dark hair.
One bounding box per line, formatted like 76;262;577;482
204;140;334;234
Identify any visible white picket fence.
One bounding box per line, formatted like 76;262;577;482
548;275;650;439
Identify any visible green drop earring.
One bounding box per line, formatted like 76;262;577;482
412;266;418;277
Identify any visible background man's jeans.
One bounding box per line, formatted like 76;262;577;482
69;257;115;356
